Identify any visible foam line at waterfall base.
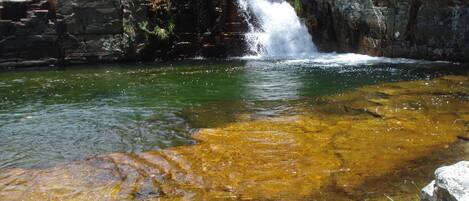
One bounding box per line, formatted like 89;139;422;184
234;0;456;65
177;53;453;67
0;75;468;201
230;52;455;66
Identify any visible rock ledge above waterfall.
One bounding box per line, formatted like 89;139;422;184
421;161;469;201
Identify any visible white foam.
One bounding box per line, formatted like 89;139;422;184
233;52;434;67
234;0;451;66
238;0;317;58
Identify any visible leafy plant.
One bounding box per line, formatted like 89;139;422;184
149;0;169;11
138;21;174;40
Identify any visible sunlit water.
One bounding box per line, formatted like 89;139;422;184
1;1;467;198
0;60;467;169
0;58;468;200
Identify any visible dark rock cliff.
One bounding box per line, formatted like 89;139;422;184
300;0;469;62
0;0;246;67
0;0;468;67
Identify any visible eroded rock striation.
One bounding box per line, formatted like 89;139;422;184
0;0;246;67
300;0;469;62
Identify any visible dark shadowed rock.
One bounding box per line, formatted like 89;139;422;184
2;0;468;67
0;0;247;67
301;0;469;62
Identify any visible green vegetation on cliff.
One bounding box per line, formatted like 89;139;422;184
138;20;175;40
293;0;303;16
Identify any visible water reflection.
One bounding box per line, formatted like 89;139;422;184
0;75;467;201
0;60;467;169
243;60;303;101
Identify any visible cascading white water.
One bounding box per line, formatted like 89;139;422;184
238;0;318;59
236;0;427;65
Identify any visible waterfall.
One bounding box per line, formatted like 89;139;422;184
237;0;318;59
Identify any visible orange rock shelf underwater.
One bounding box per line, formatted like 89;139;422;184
0;75;468;201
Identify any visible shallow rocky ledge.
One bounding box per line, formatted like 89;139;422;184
421;161;469;201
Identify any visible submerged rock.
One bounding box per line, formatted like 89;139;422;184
0;75;468;200
422;161;469;201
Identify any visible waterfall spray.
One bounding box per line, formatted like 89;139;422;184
237;0;318;59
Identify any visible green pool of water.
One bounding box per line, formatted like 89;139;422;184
0;59;467;169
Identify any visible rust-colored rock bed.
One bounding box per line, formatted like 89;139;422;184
1;75;468;201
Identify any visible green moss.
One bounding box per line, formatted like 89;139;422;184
293;0;303;16
123;20;136;40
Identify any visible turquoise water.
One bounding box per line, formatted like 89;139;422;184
0;59;467;168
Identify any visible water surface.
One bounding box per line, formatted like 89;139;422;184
0;59;467;170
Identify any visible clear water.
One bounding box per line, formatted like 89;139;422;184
0;59;467;169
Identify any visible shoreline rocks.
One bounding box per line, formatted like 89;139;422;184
421;161;469;201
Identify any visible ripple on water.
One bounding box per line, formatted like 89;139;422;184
0;75;467;200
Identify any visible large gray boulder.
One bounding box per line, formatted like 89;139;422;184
421;161;469;201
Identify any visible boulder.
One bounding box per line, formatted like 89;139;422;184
421;161;469;201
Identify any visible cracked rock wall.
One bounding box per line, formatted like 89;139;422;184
0;0;246;67
302;0;469;62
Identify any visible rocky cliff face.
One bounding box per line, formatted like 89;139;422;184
0;0;59;66
1;0;468;67
0;0;246;67
301;0;469;62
